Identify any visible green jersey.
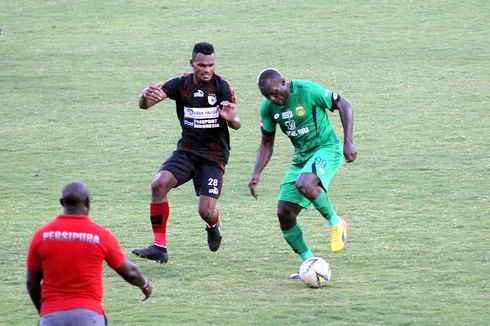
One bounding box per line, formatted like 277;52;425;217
260;80;340;164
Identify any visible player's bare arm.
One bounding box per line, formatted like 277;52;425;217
335;96;357;163
115;259;153;301
139;82;168;110
219;101;241;130
248;132;275;199
26;269;42;313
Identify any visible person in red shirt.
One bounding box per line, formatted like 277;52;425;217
26;181;153;325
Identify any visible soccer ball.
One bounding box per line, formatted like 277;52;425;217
299;257;331;288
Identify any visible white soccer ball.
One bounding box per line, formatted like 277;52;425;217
299;257;332;288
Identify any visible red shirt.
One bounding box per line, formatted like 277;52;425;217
26;214;126;316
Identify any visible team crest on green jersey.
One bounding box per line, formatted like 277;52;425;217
296;105;305;117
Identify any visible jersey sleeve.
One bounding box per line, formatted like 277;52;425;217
160;76;181;100
218;79;236;103
26;231;42;271
310;81;335;112
259;100;276;134
103;230;127;270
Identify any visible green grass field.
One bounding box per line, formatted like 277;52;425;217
1;0;489;325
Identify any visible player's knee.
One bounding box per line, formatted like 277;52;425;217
277;208;293;222
295;179;318;199
198;206;214;219
295;179;309;196
277;211;295;230
151;179;166;196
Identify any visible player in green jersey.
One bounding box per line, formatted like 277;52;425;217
248;68;357;278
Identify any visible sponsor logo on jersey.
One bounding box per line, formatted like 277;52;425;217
274;113;280;120
184;106;219;119
285;120;296;131
295;105;305;116
194;89;204;97
185;108;194;117
208;94;217;105
282;111;293;119
286;126;309;137
194;119;219;128
183;106;220;128
297;127;309;135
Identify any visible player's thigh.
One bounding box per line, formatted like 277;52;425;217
159;151;195;187
301;147;342;191
193;163;224;199
279;164;312;208
152;170;178;194
278;181;311;209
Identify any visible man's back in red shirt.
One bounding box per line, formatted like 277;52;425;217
26;214;126;316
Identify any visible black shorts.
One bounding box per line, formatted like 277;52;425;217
159;151;225;199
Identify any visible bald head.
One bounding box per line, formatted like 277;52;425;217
257;68;290;106
60;180;90;214
257;68;283;89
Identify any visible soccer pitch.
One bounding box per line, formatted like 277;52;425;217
1;1;489;325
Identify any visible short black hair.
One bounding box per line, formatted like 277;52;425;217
192;42;215;58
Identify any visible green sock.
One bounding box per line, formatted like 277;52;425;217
312;190;340;226
282;224;313;261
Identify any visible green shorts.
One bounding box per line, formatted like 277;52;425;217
278;145;343;209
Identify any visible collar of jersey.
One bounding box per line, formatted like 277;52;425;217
56;214;90;220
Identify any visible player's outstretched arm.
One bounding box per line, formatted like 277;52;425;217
248;133;275;199
139;82;168;110
115;259;153;301
336;96;357;163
